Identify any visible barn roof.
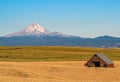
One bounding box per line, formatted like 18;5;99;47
95;53;113;64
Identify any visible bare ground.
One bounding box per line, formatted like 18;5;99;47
0;61;120;82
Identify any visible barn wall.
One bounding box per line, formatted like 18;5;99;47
108;64;114;67
85;55;107;67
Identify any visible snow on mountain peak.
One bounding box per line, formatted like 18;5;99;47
24;24;47;33
5;24;71;37
5;24;50;37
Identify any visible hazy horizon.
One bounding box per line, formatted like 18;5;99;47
0;0;120;38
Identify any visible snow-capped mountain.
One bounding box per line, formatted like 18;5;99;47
5;24;70;37
2;24;120;47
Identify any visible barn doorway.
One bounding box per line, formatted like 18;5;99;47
93;62;100;67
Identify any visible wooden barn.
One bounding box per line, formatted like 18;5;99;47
85;53;114;67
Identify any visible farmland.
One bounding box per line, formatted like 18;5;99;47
0;46;120;82
0;61;120;82
0;46;120;61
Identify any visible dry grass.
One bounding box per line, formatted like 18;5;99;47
0;46;120;61
0;61;119;82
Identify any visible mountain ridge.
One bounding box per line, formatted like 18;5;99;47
5;24;71;38
1;24;120;47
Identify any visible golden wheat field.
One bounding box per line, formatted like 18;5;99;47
0;61;119;82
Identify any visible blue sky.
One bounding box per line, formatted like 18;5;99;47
0;0;120;38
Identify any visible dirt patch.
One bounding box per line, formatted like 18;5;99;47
0;68;29;78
